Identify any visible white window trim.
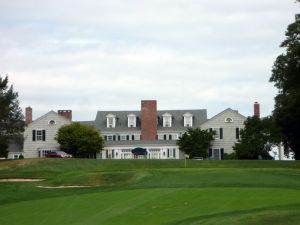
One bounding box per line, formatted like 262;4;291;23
183;113;193;127
106;114;116;128
127;114;137;128
48;120;56;125
36;130;43;141
225;117;233;123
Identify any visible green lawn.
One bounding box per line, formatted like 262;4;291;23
0;159;300;225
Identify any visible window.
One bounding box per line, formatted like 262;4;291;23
225;118;233;123
36;130;43;140
183;113;193;127
158;134;164;140
39;150;52;158
135;135;141;141
172;134;178;140
211;128;223;139
106;114;116;128
127;114;137;127
48;120;56;125
121;135;127;141
163;113;172;127
32;130;46;141
236;128;240;139
107;135;113;141
212;128;219;139
108;118;114;127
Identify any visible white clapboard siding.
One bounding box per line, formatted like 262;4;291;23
200;108;246;154
23;111;71;158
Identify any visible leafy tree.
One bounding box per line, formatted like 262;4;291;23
0;75;24;158
177;128;215;158
233;116;282;159
56;122;104;158
270;13;300;159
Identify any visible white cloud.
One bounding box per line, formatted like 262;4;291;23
0;0;299;120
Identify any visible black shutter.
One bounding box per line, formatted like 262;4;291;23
32;130;36;141
167;149;169;158
169;134;172;140
118;135;120;141
220;128;223;139
42;130;46;141
104;136;107;141
113;135;116;141
221;148;224;160
127;135;129;141
236;128;240;139
132;135;135;140
209;128;213;133
209;148;212;157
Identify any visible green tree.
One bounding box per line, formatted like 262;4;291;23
0;75;24;158
56;122;104;158
270;13;300;159
233;116;282;160
177;128;215;158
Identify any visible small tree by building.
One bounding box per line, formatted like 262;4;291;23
0;75;24;158
56;122;104;158
233;116;282;159
176;128;215;158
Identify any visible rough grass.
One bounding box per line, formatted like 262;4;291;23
0;159;300;225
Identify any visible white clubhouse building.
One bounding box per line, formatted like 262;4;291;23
17;100;253;160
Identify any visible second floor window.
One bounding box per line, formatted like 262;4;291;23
32;129;46;141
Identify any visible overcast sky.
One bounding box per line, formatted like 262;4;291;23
1;0;299;121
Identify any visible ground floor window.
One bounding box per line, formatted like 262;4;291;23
209;148;224;160
149;149;160;159
121;149;133;159
38;150;53;158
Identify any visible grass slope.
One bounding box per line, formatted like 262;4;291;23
0;159;300;225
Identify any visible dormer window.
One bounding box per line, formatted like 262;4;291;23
183;112;193;127
163;113;172;127
127;114;137;128
106;114;116;128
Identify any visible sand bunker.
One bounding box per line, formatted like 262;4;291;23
0;178;44;182
36;185;93;189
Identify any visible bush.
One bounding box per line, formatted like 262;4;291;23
224;153;236;160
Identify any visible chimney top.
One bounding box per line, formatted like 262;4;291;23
254;102;260;118
25;107;32;125
58;110;72;120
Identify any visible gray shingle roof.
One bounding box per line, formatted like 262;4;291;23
94;109;207;132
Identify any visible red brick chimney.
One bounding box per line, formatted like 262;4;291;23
25;107;32;125
141;100;157;141
58;110;72;120
254;102;260;118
